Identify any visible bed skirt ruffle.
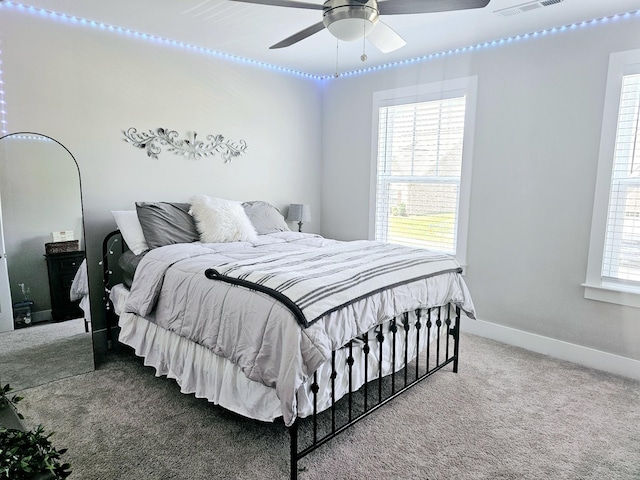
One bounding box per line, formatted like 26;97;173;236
118;307;446;423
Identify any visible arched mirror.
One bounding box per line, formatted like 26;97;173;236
0;132;94;391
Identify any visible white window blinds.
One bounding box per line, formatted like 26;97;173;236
375;95;466;254
602;73;640;284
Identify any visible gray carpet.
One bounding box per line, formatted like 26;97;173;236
0;318;86;354
0;333;94;391
16;333;640;480
0;319;94;391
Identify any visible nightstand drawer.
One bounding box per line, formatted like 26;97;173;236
45;250;85;321
56;257;82;272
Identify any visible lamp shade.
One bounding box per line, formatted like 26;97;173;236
287;204;311;223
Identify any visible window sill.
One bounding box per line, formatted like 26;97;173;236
582;282;640;309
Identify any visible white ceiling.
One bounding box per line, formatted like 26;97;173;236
17;0;640;76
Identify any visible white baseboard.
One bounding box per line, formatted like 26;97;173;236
462;317;640;381
32;309;52;323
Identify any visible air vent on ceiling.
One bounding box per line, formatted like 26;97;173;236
494;0;565;17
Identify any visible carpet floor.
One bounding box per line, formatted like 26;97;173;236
16;333;640;480
0;318;94;391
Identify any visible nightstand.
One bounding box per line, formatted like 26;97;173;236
45;250;85;321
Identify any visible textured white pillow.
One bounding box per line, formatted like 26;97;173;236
189;195;258;243
111;210;149;255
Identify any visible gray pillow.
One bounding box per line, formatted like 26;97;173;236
135;202;199;248
242;201;290;234
118;249;147;288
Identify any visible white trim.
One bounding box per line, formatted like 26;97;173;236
584;48;640;307
369;76;477;267
583;282;640;309
462;317;640;381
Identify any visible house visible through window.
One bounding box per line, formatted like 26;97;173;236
371;77;476;265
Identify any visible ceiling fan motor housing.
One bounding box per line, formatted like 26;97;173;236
323;0;380;42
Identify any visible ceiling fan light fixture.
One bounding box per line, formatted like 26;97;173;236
323;0;379;42
326;16;375;41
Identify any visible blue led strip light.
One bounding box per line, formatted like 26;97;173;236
11;134;52;141
0;47;6;135
0;1;321;80
0;1;637;83
330;10;640;79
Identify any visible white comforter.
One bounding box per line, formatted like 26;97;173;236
124;232;475;426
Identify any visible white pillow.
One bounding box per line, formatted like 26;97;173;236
111;210;149;255
242;201;290;234
189;195;258;243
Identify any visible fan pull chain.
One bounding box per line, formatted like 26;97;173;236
334;38;340;78
361;19;367;62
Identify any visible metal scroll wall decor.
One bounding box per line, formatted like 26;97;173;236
122;128;248;163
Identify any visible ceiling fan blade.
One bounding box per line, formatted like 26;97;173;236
367;21;406;53
229;0;323;10
379;0;490;16
270;21;326;49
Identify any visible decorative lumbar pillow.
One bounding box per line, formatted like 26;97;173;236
111;210;149;255
189;195;258;243
242;201;290;235
135;202;199;249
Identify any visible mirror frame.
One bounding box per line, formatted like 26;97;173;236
0;131;96;369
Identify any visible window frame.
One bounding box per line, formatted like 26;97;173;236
584;48;640;309
369;76;478;268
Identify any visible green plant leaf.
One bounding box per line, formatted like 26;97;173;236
0;389;72;479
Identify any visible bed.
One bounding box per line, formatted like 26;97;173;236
103;196;476;479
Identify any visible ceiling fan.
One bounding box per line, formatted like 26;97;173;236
229;0;491;53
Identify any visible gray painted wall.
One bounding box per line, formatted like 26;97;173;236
1;8;638;365
321;17;640;362
0;9;323;353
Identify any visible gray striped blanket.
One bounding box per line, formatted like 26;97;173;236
207;240;462;327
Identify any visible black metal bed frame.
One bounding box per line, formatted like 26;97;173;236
102;229;461;479
102;230;124;350
288;305;460;479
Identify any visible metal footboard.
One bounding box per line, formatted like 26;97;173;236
289;304;461;479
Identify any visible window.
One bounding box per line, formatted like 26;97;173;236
584;49;640;308
603;73;640;283
370;77;477;266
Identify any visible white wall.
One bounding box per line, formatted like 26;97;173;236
0;9;323;352
321;17;640;363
